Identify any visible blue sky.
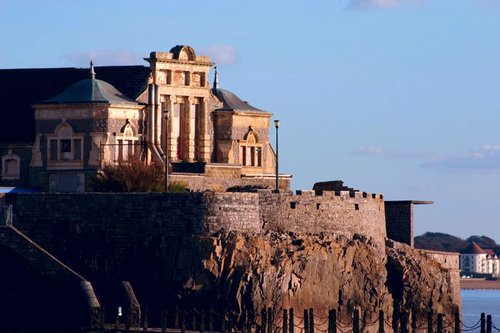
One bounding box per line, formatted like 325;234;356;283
1;0;500;242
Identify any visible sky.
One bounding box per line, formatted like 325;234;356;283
1;0;500;242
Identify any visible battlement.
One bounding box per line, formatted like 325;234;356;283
294;189;384;200
6;189;388;248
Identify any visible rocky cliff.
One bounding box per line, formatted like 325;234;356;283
135;232;460;332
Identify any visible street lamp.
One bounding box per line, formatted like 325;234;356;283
274;119;280;193
164;109;169;192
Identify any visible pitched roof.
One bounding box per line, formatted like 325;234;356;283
213;88;268;114
460;242;486;254
0;65;149;144
43;78;139;105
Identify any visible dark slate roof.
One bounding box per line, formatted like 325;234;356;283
43;78;138;104
0;65;150;144
460;242;486;254
213;88;267;113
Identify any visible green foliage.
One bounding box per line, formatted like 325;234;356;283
414;232;500;253
168;181;188;193
97;156;164;192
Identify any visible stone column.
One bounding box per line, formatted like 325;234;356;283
30;133;43;167
186;96;196;162
197;97;211;162
168;95;179;161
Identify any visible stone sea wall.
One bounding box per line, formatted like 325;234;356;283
1;192;461;332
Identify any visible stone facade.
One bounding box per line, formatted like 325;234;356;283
0;45;290;192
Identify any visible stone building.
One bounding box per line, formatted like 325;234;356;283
0;45;290;192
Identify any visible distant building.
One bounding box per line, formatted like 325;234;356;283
459;242;500;277
0;45;291;192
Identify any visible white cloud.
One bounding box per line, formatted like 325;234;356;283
346;0;421;9
354;146;385;155
199;44;238;65
61;49;143;67
422;145;500;170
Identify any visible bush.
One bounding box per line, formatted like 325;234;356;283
97;156;164;192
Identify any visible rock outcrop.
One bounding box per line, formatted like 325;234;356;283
138;232;460;332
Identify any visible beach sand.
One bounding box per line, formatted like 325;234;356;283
460;278;500;290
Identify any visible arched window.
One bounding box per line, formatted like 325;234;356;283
114;120;140;162
239;127;263;168
47;121;84;162
1;150;20;180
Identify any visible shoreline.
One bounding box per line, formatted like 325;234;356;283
460;278;500;290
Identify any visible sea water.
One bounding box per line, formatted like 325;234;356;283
461;289;500;329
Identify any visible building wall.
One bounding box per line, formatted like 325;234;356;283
385;201;413;246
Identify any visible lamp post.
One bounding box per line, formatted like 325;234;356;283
164;109;169;192
274;119;280;193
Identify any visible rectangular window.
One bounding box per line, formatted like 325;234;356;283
118;140;123;161
61;139;71;153
250;147;255;166
50;140;58;160
60;139;72;160
241;146;246;166
74;139;82;160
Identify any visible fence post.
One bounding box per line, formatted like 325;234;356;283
353;308;360;333
329;309;337;333
268;307;274;333
200;309;205;333
283;309;288;333
181;308;186;333
487;314;492;333
143;307;148;331
175;306;180;329
411;310;417;333
378;310;384;333
401;311;408;333
161;308;167;333
247;309;253;333
289;308;295;333
221;311;226;333
208;308;214;332
309;309;315;333
454;311;460;333
304;309;309;333
481;313;486;333
428;312;433;333
262;308;268;333
437;314;443;333
192;309;197;331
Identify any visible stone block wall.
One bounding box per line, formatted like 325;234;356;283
205;192;261;233
385;201;413;246
259;190;386;247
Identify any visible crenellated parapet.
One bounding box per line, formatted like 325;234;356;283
258;189;386;247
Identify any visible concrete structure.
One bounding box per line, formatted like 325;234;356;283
0;45;291;192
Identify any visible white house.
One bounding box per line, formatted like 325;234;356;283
460;242;500;277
